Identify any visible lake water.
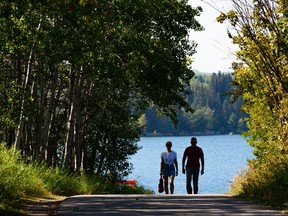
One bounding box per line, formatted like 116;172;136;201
128;135;254;194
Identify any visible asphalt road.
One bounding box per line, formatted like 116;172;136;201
57;194;285;216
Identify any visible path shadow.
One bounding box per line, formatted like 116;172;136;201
58;194;285;216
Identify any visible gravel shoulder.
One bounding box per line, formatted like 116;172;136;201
24;197;65;216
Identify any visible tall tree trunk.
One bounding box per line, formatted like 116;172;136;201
47;77;64;166
42;68;58;162
63;67;82;171
74;71;84;172
14;49;33;153
63;68;74;170
88;133;100;175
14;18;42;153
33;73;45;160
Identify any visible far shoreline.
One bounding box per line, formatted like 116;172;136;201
141;131;241;137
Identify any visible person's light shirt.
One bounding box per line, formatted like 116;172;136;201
161;151;177;165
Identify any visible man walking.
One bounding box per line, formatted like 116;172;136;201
182;137;204;194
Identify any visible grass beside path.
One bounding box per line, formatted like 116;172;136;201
0;143;152;215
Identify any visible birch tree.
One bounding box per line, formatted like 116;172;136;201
0;0;204;178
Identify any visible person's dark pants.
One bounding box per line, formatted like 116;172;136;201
186;167;200;194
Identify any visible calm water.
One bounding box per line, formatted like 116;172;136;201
128;135;254;194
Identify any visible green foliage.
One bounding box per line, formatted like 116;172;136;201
219;0;288;208
36;164;153;196
229;155;288;208
38;167;89;196
0;143;48;207
144;72;247;135
39;167;152;196
0;142;152;211
0;0;203;178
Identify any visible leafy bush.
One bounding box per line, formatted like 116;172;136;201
229;154;288;208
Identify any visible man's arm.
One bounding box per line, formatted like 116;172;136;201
182;155;186;174
200;153;204;175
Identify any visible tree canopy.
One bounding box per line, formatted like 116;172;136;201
0;0;202;179
218;0;288;207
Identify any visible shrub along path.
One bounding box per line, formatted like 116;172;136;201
57;194;285;215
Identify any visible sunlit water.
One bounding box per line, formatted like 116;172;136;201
128;135;254;194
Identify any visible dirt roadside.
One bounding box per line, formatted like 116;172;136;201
25;197;65;216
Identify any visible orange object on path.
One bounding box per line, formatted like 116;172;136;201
116;179;136;188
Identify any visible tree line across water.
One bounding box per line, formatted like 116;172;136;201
141;72;248;136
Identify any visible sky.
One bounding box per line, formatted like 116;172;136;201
188;0;237;73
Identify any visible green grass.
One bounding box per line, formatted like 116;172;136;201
228;154;288;211
0;144;48;208
0;208;26;216
0;142;153;214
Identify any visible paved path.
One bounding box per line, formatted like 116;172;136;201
58;194;285;216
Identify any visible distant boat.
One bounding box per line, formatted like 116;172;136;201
153;130;157;136
229;132;234;135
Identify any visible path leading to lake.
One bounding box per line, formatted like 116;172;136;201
58;194;285;215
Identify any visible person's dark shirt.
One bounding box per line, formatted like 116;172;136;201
183;146;204;169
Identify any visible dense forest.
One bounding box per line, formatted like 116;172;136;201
141;72;248;135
